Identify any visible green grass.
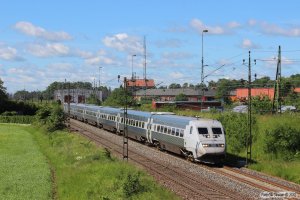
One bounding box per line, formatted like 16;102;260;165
247;113;300;184
29;127;179;200
0;124;51;200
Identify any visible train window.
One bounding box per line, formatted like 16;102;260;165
212;128;222;134
171;128;175;135
176;129;180;136
198;128;208;135
190;127;193;134
167;127;171;134
142;122;145;128
135;121;139;127
157;125;160;132
138;121;142;127
164;127;167;134
180;129;184;137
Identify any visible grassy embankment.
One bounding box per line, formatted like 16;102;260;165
0;124;179;199
165;108;300;184
0;124;51;199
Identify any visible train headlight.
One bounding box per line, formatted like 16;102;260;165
202;144;209;147
220;144;224;147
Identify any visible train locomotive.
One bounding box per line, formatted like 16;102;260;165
65;103;226;163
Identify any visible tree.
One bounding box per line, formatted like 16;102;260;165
182;83;189;88
103;88;135;107
86;93;101;105
175;93;188;101
168;83;181;89
0;78;7;101
13;90;30;101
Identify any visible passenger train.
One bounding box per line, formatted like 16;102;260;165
64;103;226;163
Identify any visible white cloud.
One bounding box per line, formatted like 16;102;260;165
240;39;260;49
260;21;300;37
190;19;240;35
154;39;183;48
84;50;116;65
47;63;73;71
27;43;70;57
102;33;143;54
248;19;257;26
15;21;72;41
161;52;194;60
0;45;24;61
170;72;184;79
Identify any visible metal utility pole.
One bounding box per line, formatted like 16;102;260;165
201;29;208;111
143;36;147;99
123;77;129;161
67;80;70;127
131;55;136;80
245;51;252;166
272;46;282;114
99;66;102;88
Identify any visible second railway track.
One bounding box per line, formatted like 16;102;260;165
69;119;300;200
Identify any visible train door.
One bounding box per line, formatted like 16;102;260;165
184;122;197;156
146;118;153;143
116;113;121;133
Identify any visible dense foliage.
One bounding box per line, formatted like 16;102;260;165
0;115;34;124
265;125;300;160
35;104;66;132
0;101;38;115
175;93;188;101
103;87;135;107
251;96;273;114
86;93;102;105
217;112;257;153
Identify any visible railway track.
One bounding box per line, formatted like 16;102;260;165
69;119;300;199
208;166;300;199
69;119;244;200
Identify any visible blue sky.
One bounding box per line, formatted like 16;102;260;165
0;0;300;93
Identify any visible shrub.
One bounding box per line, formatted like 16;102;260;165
217;112;257;153
0;115;34;124
35;104;66;132
1;111;18;116
123;172;144;197
264;125;300;160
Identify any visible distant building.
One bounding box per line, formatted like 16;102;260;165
54;89;102;104
152;100;222;111
230;87;300;102
134;88;217;102
127;79;155;90
294;87;300;93
234;88;275;101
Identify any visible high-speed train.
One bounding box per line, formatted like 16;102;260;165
64;103;226;163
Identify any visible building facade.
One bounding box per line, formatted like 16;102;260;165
54;89;102;104
134;88;217;102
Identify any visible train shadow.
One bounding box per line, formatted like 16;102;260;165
223;153;257;168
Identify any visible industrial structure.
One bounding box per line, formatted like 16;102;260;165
54;89;102;104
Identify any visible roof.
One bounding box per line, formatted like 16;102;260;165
127;79;155;87
135;88;216;97
294;88;300;93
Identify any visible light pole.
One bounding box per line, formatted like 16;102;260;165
201;29;208;110
131;54;136;80
98;66;102;88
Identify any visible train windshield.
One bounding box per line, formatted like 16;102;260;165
212;128;222;134
198;127;208;134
